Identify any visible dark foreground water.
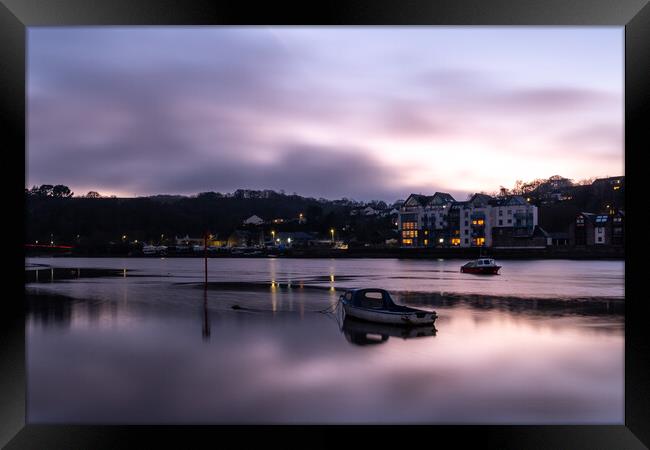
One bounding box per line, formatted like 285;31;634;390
25;257;624;424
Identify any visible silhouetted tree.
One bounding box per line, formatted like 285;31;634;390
52;185;73;198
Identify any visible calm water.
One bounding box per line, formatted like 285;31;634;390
25;257;624;424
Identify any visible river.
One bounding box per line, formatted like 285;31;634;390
25;257;624;424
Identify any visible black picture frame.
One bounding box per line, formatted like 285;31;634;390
2;0;648;448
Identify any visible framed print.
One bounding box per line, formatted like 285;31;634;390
2;0;649;448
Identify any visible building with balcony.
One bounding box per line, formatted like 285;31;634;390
398;192;539;248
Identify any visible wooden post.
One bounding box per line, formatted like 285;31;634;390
204;231;208;287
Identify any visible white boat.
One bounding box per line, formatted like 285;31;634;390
143;245;167;255
340;288;437;325
460;258;501;274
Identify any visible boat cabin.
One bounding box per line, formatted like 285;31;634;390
476;258;496;266
341;289;397;310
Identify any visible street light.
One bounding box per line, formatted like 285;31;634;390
330;228;335;242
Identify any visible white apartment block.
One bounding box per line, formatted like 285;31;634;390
398;192;538;248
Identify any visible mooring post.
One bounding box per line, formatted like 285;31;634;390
204;231;208;288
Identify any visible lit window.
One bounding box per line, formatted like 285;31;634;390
402;239;413;245
451;238;461;246
423;239;428;245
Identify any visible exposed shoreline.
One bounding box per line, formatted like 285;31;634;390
26;246;625;260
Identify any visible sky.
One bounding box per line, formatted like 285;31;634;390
27;27;624;202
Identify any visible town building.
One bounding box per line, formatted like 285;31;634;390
242;215;265;226
398;192;539;248
568;211;624;247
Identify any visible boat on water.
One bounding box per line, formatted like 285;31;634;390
142;245;167;256
460;258;501;275
339;288;437;325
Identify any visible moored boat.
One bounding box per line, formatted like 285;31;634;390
339;288;437;325
460;258;501;275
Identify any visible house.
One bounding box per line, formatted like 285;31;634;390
243;215;265;226
227;230;264;247
569;210;624;246
275;231;316;248
548;232;570;246
492;225;549;249
363;206;379;216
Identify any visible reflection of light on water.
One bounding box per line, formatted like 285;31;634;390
35;270;39;282
270;281;277;312
330;275;335;283
50;268;54;282
123;269;127;278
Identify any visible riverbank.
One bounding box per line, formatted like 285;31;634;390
26;246;624;260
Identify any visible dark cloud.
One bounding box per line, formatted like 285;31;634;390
27;28;623;201
139;143;405;201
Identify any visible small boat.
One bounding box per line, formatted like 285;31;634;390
460;258;501;275
339;288;437;325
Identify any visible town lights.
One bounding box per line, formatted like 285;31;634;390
330;228;335;242
287;237;291;244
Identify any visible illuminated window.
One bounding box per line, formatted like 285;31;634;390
474;237;485;246
424;230;429;235
402;239;413;245
472;220;477;225
451;238;461;246
477;219;484;225
423;239;428;245
402;221;417;230
402;230;418;238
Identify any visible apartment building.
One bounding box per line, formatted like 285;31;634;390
398;192;539;248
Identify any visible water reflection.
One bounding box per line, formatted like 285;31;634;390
342;317;437;346
202;288;210;341
25;258;624;424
